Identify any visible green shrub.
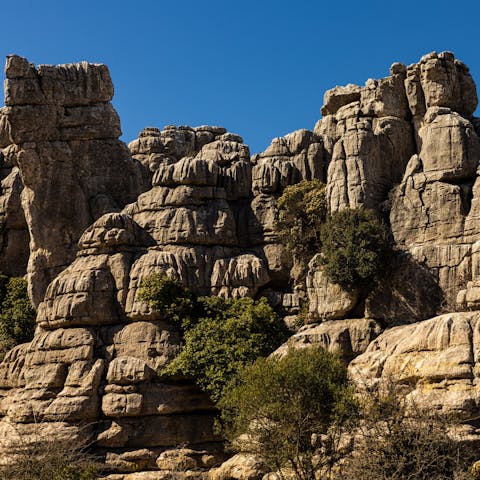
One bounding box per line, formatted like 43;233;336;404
164;296;288;403
137;273;288;403
320;208;389;290
137;273;195;327
0;276;36;354
219;347;356;479
276;179;327;265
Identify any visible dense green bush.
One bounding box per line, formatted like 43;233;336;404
137;272;195;327
165;296;288;402
219;347;356;480
276;183;389;292
138;272;288;402
0;276;36;354
320;208;389;290
276;179;327;264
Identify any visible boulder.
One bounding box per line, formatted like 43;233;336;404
350;312;480;417
273;318;383;363
306;255;358;321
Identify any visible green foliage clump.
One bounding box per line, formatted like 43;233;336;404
276;179;327;264
0;276;36;354
320;208;389;290
219;347;356;479
137;272;195;326
137;272;288;403
165;296;288;403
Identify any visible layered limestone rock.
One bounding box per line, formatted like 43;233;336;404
316;63;416;214
389;53;480;309
305;254;359;321
128;125;235;188
273;318;383;363
0;55;147;306
0;212;224;476
124;129;269;298
250;129;326;312
1;50;480;478
316;51;480;316
125;125;328;303
0;155;29;276
349;312;480;421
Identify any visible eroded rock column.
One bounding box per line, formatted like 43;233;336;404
0;55;147;306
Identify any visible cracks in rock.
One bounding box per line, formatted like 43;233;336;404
439;176;474;217
460;180;475;216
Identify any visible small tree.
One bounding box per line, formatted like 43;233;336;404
276;180;327;271
137;272;195;327
164;296;288;403
320;208;389;291
0;277;36;355
219;348;356;480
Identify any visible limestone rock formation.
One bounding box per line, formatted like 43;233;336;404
273;318;382;363
1;50;480;478
0;156;29;276
316;64;415;214
0;55;147;306
208;453;266;480
305;254;359;321
250;129;326;305
0;212;224;476
128;125;234;188
315;51;480;316
124;128;269;298
389;54;480;308
350;312;480;420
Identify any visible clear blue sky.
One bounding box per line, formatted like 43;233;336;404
0;0;478;154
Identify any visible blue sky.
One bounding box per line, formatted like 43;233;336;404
0;0;478;153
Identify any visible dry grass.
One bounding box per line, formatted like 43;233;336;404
0;423;101;480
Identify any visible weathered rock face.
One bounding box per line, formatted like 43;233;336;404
250;129;326;306
305;254;359;322
317;64;416;214
0;55;147;306
0;212;224;476
313;51;480;317
349;312;480;420
389;53;480;309
126;125;327;305
0;156;29;276
125;129;270;299
128;125;236;188
274;318;383;363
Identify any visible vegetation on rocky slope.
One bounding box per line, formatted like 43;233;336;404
338;384;478;480
320;208;389;291
139;274;289;402
0;275;35;356
276;179;327;268
0;433;99;480
219;347;355;480
276;180;389;293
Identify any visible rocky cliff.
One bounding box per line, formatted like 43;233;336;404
0;51;480;478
